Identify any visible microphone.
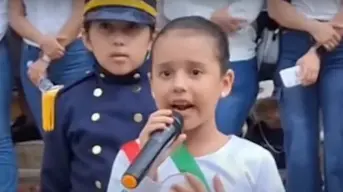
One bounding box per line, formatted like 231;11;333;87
121;112;184;189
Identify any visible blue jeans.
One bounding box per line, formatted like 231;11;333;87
276;30;343;192
0;39;17;192
216;58;259;135
20;39;94;135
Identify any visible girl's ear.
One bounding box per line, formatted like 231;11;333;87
220;69;234;98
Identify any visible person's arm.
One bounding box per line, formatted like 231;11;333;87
267;0;318;32
331;2;343;36
332;1;343;22
56;0;85;47
40;94;72;192
107;145;161;191
211;0;263;33
255;151;285;192
8;0;45;44
228;0;264;24
267;0;341;50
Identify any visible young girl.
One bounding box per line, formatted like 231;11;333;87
40;0;157;191
157;0;264;135
107;16;284;192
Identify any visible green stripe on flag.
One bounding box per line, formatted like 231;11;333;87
171;144;211;191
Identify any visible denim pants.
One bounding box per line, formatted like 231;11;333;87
276;30;343;192
0;38;17;192
20;39;94;135
216;58;259;135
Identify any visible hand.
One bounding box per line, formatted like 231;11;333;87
309;21;341;51
27;58;50;87
331;22;343;37
170;174;225;192
296;47;320;86
39;35;65;60
210;7;247;33
139;109;187;179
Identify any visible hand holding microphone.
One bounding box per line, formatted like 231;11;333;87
121;110;186;189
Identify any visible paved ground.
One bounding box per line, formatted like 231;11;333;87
16;141;42;192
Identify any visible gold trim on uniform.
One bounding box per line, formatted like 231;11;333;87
42;86;64;132
84;0;157;17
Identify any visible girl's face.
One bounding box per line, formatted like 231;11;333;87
151;30;234;132
83;21;152;75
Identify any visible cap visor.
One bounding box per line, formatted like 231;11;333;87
85;7;154;25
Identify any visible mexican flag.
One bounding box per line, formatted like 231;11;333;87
119;140;212;191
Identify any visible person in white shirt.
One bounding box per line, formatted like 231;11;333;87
8;0;93;135
0;0;18;191
107;16;284;192
156;0;264;136
268;0;343;191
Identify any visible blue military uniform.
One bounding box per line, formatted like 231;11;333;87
40;0;157;191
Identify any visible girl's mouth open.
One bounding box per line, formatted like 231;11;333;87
171;104;195;113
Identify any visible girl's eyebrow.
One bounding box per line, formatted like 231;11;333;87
155;60;206;69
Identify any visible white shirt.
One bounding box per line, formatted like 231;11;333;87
157;0;264;62
291;0;341;20
107;135;285;192
0;0;8;41
22;0;73;47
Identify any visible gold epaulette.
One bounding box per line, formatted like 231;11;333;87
42;85;64;132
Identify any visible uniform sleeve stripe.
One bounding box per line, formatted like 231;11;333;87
121;140;140;163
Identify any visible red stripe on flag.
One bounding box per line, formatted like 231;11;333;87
122;140;140;163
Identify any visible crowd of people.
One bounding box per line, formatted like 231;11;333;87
0;0;342;191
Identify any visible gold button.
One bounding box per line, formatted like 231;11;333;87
92;145;102;155
93;88;103;97
132;85;142;93
91;113;100;121
133;113;143;123
133;73;140;79
100;73;105;78
95;180;102;189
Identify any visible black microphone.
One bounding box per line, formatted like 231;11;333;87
121;112;184;189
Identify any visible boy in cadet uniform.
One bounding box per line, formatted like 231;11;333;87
40;0;157;191
108;16;284;192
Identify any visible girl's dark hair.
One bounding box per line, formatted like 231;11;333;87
152;16;230;75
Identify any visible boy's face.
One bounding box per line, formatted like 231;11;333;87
151;31;234;131
83;21;152;75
